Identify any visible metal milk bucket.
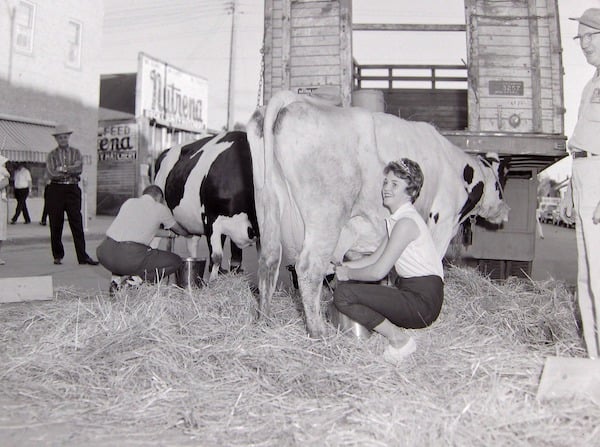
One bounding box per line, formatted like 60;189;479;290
176;257;207;290
327;302;372;340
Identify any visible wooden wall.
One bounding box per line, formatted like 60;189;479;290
263;0;352;105
386;89;468;131
466;0;564;134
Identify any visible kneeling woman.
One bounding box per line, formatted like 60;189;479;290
333;158;444;363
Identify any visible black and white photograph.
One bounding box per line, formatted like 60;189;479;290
0;0;599;445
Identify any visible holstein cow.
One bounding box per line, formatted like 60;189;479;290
153;131;259;280
246;91;509;338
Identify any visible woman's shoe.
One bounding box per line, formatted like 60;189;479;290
383;337;417;364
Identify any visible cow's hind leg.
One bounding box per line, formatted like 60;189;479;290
256;189;283;320
296;262;328;338
296;228;344;338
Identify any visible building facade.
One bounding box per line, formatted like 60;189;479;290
98;53;209;215
0;0;103;215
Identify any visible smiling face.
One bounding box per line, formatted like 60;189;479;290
578;23;600;68
381;171;411;212
54;133;71;149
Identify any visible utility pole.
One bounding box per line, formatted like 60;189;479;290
226;0;237;130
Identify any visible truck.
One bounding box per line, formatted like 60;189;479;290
259;0;566;279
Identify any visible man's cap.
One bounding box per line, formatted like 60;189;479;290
52;124;73;136
570;8;600;30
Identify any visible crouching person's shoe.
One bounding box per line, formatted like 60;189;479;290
109;280;121;297
109;275;128;297
125;275;143;287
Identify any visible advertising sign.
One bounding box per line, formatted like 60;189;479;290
136;52;208;133
98;123;137;160
96;122;138;215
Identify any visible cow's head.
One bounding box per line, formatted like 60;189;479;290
476;153;510;224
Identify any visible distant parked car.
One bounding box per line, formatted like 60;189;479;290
539;204;558;224
552;208;575;228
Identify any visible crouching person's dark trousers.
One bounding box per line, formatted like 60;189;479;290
96;237;182;282
333;275;444;330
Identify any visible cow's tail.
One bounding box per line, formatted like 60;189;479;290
248;90;298;189
246;91;299;318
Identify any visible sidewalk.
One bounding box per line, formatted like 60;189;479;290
4;215;112;246
1;216;576;296
0;215;116;294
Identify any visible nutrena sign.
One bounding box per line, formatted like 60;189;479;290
136;52;208;133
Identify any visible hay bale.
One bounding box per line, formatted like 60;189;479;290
0;267;597;446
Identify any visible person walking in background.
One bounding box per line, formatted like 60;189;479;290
559;8;600;359
46;124;98;266
0;155;10;265
10;162;32;224
535;204;544;240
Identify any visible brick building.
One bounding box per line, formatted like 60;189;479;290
0;0;103;216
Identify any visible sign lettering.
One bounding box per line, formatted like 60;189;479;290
489;80;524;96
97;123;138;161
137;53;208;132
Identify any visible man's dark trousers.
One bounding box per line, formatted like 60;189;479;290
47;183;87;262
12;188;31;223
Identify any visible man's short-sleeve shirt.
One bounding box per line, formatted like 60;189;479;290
106;195;177;245
569;73;600;155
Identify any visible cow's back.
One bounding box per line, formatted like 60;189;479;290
154;132;257;236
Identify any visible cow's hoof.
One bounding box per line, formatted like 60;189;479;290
307;324;329;339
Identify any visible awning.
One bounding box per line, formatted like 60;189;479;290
0;117;56;162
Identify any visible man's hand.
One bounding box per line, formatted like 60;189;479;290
559;181;575;225
335;265;350;282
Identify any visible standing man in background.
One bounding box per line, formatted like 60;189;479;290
560;8;600;359
46;124;98;266
10;162;32;224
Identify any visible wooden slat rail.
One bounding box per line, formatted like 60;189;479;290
353;23;466;32
353;64;467;90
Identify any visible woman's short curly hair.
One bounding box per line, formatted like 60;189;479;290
383;158;424;203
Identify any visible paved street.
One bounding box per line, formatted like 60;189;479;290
0;215;577;297
532;222;577;285
0;213;264;294
0;216;113;293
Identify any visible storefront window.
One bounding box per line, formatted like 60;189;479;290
66;20;82;68
14;1;35;54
